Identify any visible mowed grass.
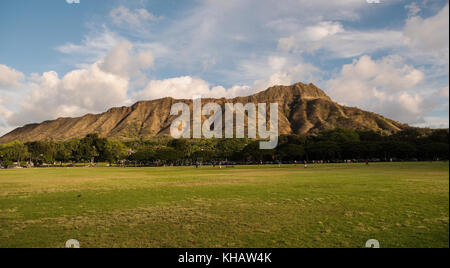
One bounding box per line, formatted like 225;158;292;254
0;162;448;248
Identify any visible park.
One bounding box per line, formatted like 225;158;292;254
0;162;448;248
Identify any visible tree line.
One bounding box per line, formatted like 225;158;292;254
0;128;448;168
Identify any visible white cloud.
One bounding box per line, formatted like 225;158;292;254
56;28;121;58
230;55;322;90
276;3;448;67
7;62;130;127
99;40;134;78
110;6;160;27
132;76;254;100
0;64;25;89
279;21;344;52
414;116;449;129
0;99;12;123
132;57;322;101
146;0;379;75
2;0;448;133
56;27;159;76
437;86;449;97
405;2;421;17
403;3;449;65
278;21;403;58
109;6;161;37
136;50;155;69
251;63;322;92
132;74;291;101
3;39;156;126
133;76;214;100
0;95;16;136
99;40;154;79
326;55;428;124
404;3;448;52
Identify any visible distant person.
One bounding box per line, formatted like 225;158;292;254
366;159;369;165
304;160;307;168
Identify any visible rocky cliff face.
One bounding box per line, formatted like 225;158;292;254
0;82;408;143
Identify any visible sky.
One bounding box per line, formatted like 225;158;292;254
0;0;448;136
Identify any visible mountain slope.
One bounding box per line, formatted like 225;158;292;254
0;82;408;143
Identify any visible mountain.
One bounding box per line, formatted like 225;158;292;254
0;82;409;143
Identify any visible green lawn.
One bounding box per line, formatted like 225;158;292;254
0;162;448;248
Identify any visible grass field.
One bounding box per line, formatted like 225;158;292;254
0;162;448;248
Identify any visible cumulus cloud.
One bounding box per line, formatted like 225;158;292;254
0;95;17;136
229;55;322;91
99;40;154;78
132;57;322;101
147;0;377;76
250;63;322;92
2;0;448;132
403;3;449;65
326;55;428;124
276;3;448;67
133;76;216;100
5;39;157;126
0;98;12;123
0;64;25;89
7;63;130;126
56;28;159;74
133;76;256;100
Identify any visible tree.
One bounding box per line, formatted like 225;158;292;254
307;141;341;160
216;139;247;160
317;128;360;144
419;143;449;160
65;139;81;162
75;134;104;163
103;140;127;164
242;141;275;162
75;141;99;164
155;147;182;164
169;139;191;159
130;147;156;162
55;142;72;164
383;141;417;159
391;129;422;143
277;144;305;161
357;130;385;142
427;130;449;144
0;141;29;164
26;141;56;164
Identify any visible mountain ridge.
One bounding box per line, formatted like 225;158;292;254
0;82;409;143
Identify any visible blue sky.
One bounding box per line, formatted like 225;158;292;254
0;0;448;136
